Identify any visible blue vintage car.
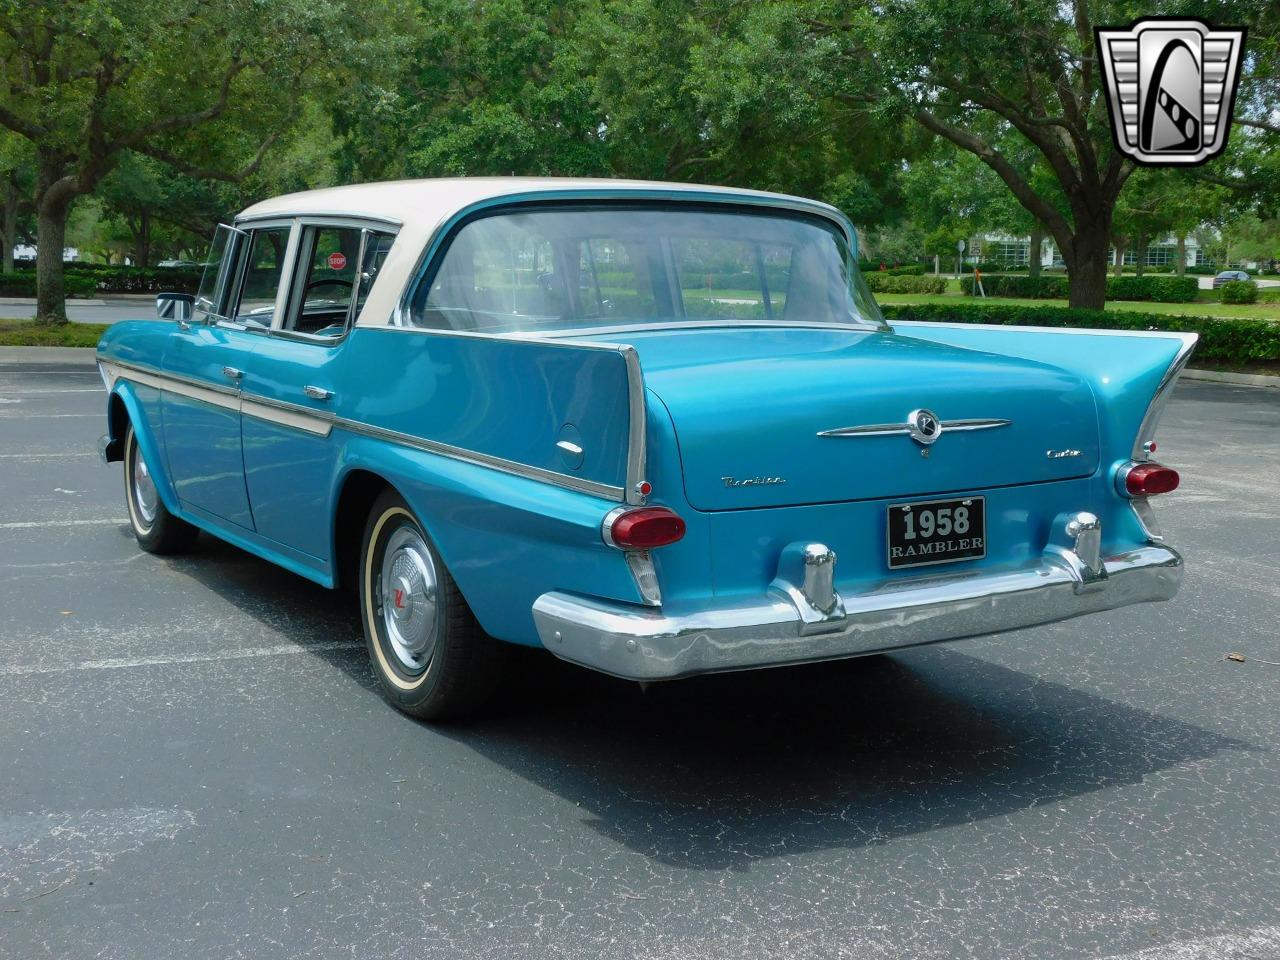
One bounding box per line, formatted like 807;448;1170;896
96;178;1192;719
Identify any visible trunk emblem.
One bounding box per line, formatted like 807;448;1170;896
818;414;1012;446
907;409;943;445
722;476;788;488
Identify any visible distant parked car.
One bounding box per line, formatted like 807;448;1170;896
95;178;1193;720
157;259;200;269
1212;270;1250;288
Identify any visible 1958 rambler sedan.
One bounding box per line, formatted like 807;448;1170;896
96;178;1192;719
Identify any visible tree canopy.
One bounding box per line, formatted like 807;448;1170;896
0;0;1276;320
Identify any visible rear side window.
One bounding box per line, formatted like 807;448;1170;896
282;226;397;339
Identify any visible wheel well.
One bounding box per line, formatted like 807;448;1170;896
333;470;393;592
106;393;129;461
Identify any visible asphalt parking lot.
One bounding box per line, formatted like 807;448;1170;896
1;358;1278;960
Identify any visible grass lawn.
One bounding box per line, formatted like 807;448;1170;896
876;292;1280;321
0;320;110;347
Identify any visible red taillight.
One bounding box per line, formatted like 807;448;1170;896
1126;462;1180;496
606;507;686;549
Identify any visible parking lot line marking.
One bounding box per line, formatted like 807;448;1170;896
0;641;363;676
1100;925;1280;959
0;388;103;394
0;413;101;419
0;518;126;529
0;452;96;459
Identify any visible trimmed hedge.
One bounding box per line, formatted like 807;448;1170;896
68;265;204;294
880;301;1280;364
966;273;1198;302
865;273;947;294
1219;279;1258;304
0;271;98;298
860;262;929;275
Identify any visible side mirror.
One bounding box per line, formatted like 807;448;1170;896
156;292;195;327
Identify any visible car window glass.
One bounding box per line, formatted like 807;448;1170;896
670;238;790;321
354;231;396;319
235;227;292;325
410;206;883;334
418;219;563;330
574;239;657;321
195;224;243;321
287;226;361;336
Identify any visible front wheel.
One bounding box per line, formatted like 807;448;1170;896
123;423;197;555
359;490;505;720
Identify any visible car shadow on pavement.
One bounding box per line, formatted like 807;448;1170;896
166;535;1250;873
444;645;1250;871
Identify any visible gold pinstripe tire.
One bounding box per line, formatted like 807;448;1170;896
358;489;505;720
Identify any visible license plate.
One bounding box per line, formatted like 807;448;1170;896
887;496;986;569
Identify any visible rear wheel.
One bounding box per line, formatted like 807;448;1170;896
123;423;197;554
359;489;505;720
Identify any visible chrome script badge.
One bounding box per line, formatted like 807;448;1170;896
1095;18;1246;166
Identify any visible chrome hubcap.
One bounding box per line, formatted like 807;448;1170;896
131;441;158;526
378;526;439;673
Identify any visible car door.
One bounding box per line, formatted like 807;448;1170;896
239;222;396;563
160;223;294;530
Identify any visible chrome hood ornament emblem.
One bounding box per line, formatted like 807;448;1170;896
818;412;1011;446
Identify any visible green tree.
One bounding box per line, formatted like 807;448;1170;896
0;0;384;322
805;0;1274;308
0;132;34;273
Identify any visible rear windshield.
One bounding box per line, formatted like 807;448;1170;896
404;205;885;334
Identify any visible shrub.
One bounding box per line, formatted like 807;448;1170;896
879;301;1280;365
864;273;947;294
1106;274;1199;302
885;263;926;276
0;270;98;298
963;273;1197;302
967;274;1068;298
70;266;204;294
1219;279;1258;304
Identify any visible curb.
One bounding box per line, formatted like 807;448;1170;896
1183;368;1280;389
0;346;97;365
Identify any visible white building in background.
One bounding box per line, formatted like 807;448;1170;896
971;234;1204;269
11;244;81;263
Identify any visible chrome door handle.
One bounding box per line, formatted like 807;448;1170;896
303;385;333;401
222;366;244;381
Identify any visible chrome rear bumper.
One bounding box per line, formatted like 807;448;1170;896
532;527;1183;681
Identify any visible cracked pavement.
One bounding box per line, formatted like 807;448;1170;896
0;359;1277;959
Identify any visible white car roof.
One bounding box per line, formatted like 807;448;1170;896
234;177;852;329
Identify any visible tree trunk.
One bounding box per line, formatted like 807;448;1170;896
1028;224;1043;279
1112;238;1126;278
1134;234;1147;277
34;161;77;325
137;209;152;269
1066;226;1111;310
1176;235;1187;276
2;179;16;275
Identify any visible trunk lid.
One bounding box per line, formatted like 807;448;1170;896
616;327;1101;510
